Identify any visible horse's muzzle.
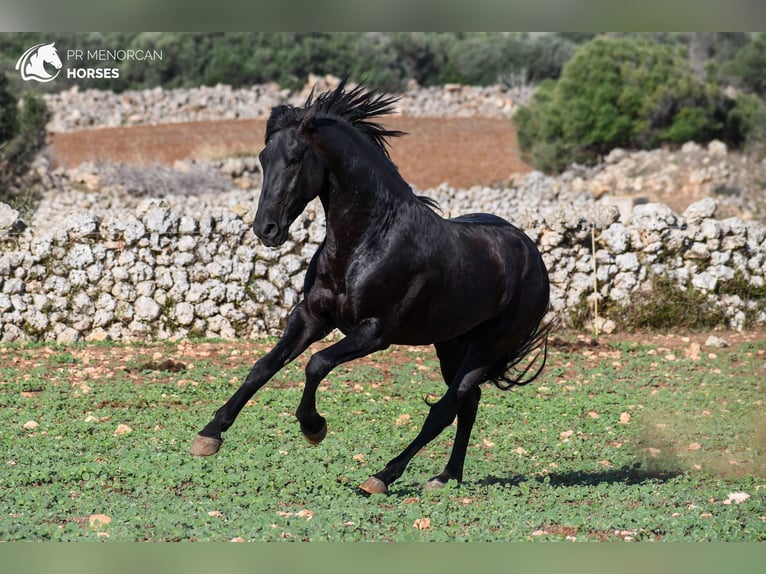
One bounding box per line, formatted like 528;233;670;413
253;220;286;247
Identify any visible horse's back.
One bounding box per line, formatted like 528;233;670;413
447;212;541;261
449;213;511;227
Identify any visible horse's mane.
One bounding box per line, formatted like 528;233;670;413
265;79;405;159
264;80;440;212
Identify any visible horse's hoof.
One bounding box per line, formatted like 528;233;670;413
301;421;327;445
359;476;388;495
424;478;447;491
190;434;222;456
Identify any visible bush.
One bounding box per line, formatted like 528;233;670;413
0;74;50;201
514;36;737;172
524;34;578;82
726;92;766;154
615;275;727;331
569;274;727;332
726;32;766;98
0;75;17;144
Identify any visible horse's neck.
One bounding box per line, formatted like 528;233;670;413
321;172;404;258
318;124;418;253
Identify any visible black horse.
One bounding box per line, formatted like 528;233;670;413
191;81;551;494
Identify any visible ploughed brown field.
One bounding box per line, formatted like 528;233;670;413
48;117;532;190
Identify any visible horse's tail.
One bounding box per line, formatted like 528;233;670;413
486;318;556;390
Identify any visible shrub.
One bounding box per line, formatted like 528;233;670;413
387;32;452;86
444;34;524;86
514;36;737;172
524;34;578;82
726;92;766;154
569;274;727;332
726;32;766;98
0;74;50;201
0;74;17;143
615;275;727;331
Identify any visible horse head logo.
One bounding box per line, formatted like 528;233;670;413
15;42;63;82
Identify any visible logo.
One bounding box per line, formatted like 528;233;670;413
15;42;63;83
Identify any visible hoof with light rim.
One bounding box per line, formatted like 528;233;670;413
424;478;447;491
190;435;222;456
301;422;328;445
359;476;388;495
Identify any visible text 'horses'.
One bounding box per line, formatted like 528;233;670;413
191;81;551;494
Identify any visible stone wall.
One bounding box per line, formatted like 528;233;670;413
3;81;764;342
2;163;764;343
43;79;522;132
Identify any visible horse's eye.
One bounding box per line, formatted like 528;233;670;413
286;156;301;168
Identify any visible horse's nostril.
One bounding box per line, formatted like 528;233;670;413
262;223;278;238
253;219;282;245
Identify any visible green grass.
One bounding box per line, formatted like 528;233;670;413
0;335;764;541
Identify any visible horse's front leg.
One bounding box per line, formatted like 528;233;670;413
190;302;329;456
295;318;386;444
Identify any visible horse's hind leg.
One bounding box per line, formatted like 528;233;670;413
359;387;465;495
422;339;482;489
417;303;549;487
191;303;328;456
359;348;487;495
425;386;481;489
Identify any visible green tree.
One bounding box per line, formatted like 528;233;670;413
726;92;766;154
0;74;18;145
515;36;737;172
387;32;452;86
524;34;577;82
727;33;766;98
0;74;50;199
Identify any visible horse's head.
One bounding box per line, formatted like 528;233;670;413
254;106;327;247
255;81;404;247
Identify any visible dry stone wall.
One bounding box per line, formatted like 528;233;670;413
43;79;522;132
2;159;765;343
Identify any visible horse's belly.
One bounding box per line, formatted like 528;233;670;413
389;285;503;345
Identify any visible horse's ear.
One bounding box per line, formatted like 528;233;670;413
299;108;318;138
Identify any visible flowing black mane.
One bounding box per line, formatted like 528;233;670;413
265;80;439;211
265;80;405;159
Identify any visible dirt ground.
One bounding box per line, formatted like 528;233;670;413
5;330;764;397
48;117;532;190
